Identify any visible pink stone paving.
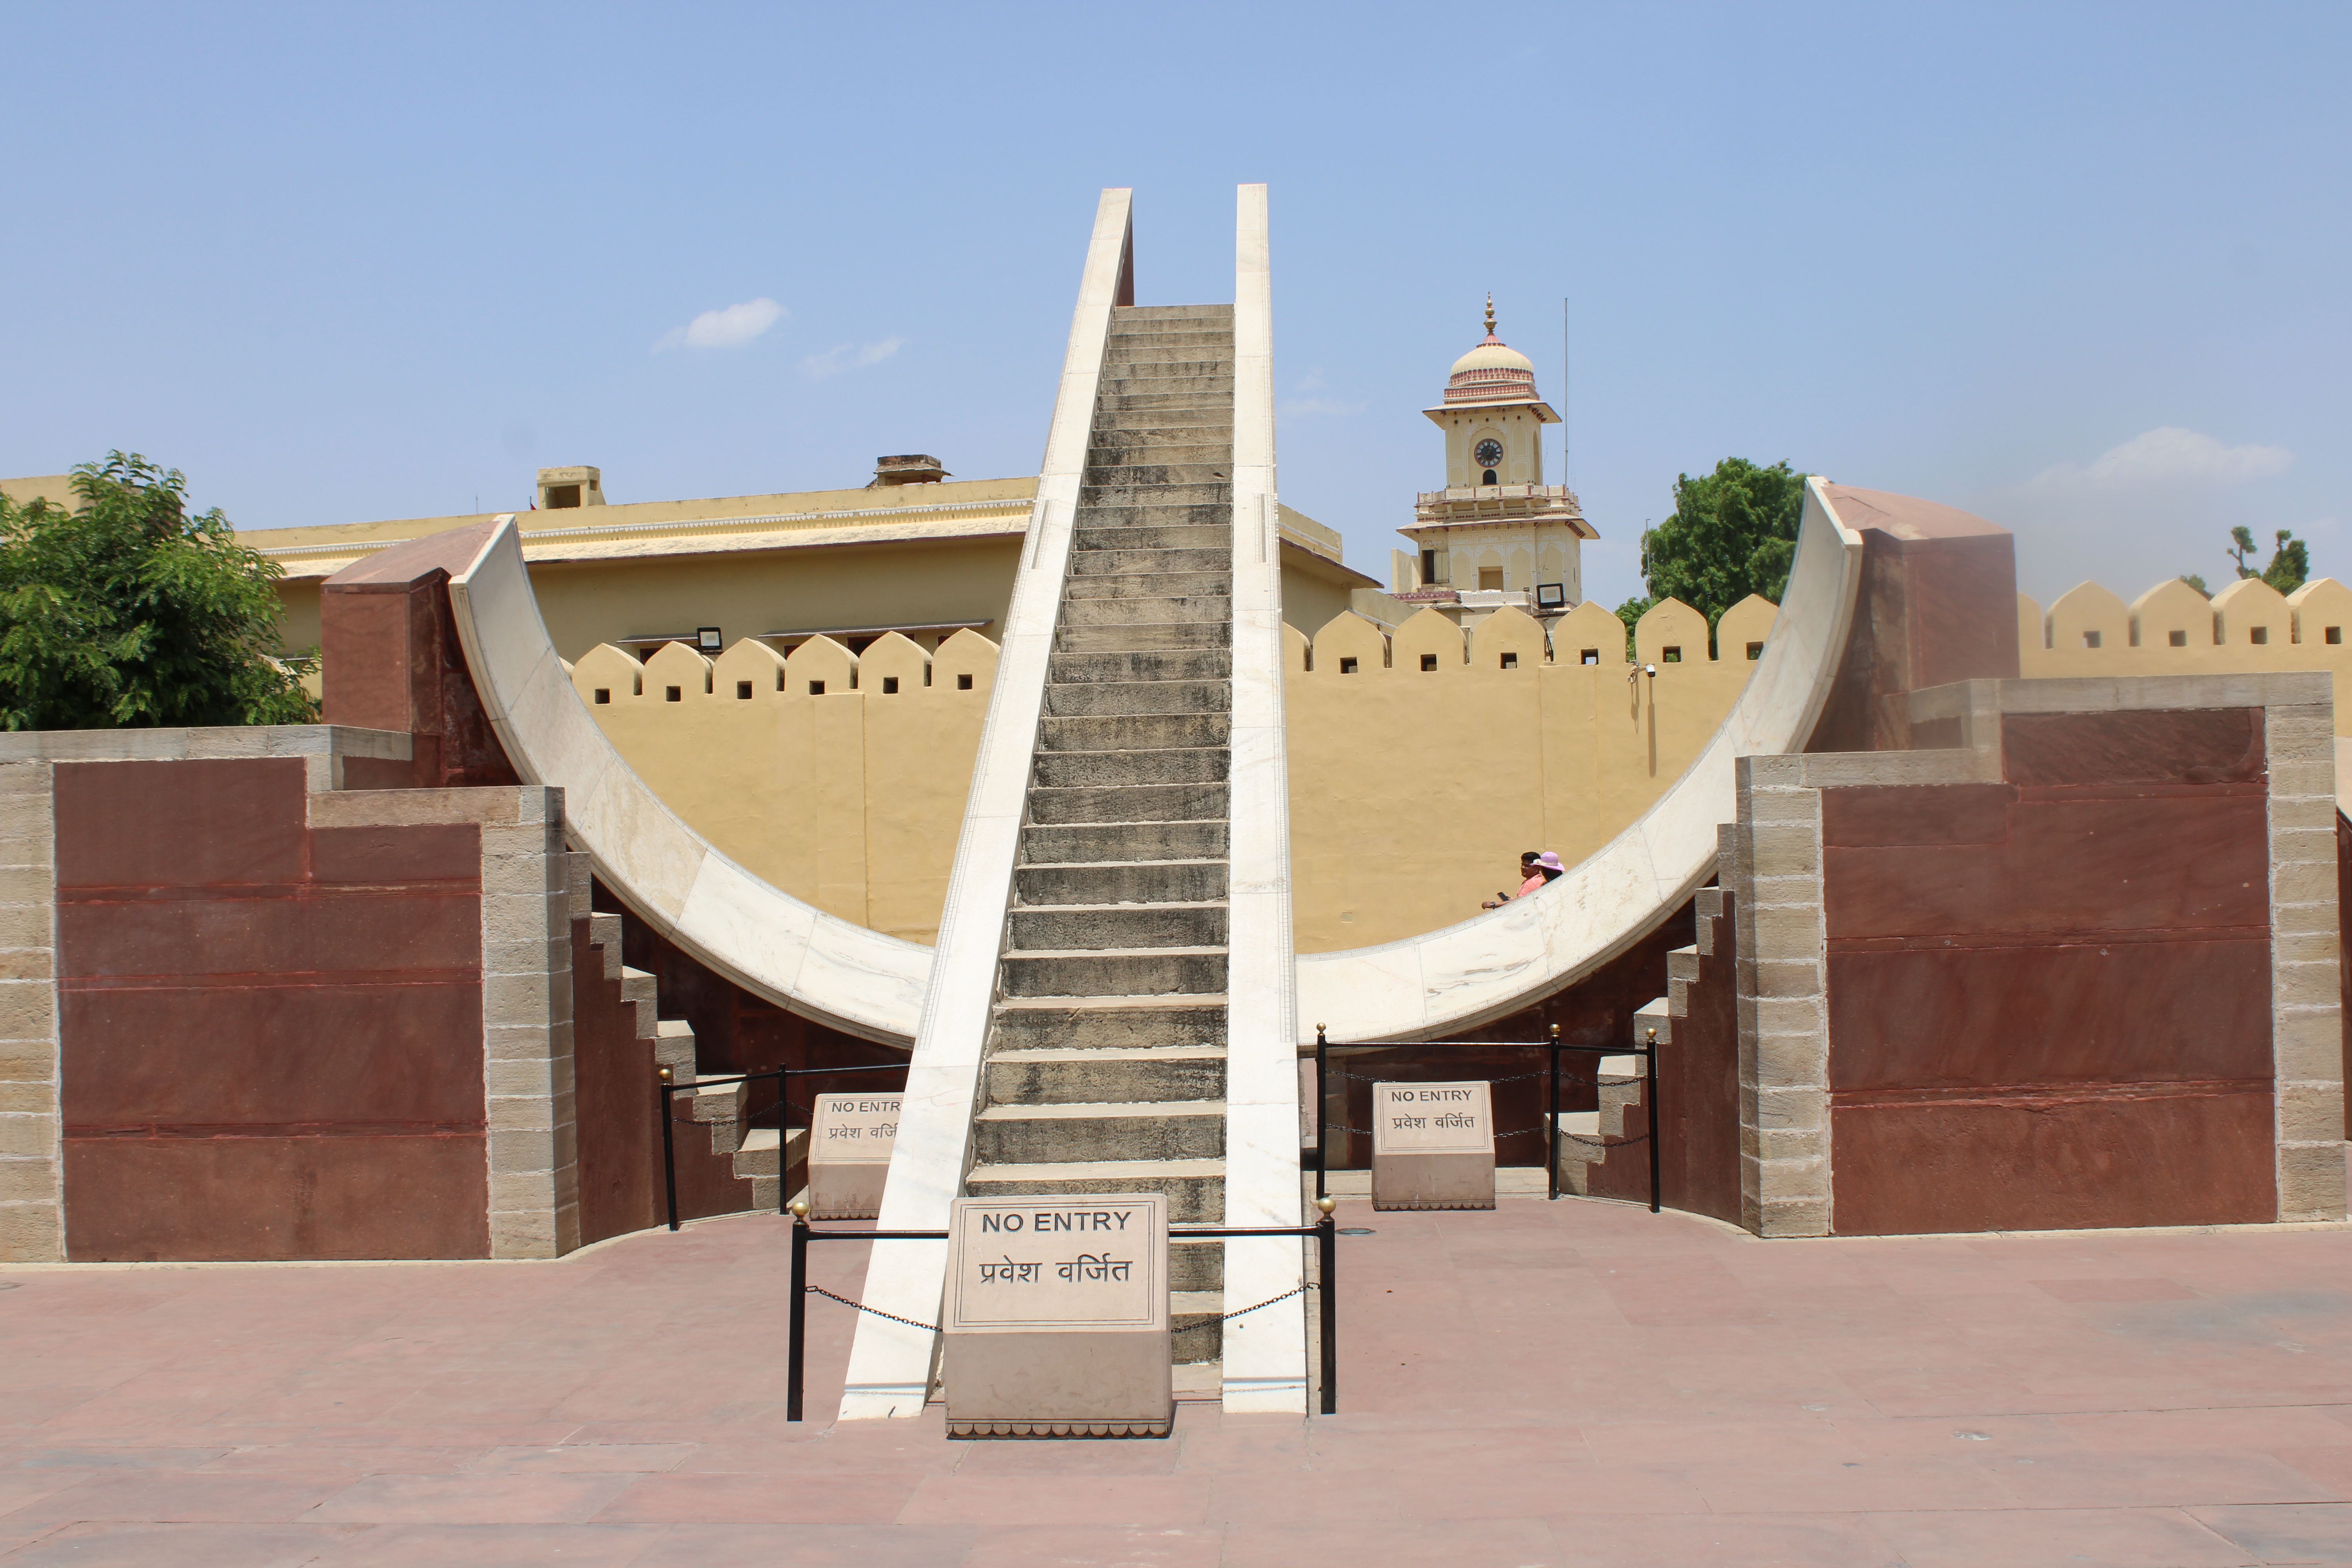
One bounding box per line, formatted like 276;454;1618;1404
7;1198;2352;1563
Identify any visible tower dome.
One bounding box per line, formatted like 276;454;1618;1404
1444;296;1537;404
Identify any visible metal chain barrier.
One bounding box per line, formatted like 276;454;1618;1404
1171;1283;1313;1338
804;1284;939;1334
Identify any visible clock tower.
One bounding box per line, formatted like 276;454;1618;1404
1394;298;1597;630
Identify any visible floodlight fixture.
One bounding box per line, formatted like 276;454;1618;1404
696;626;723;653
1534;582;1568;610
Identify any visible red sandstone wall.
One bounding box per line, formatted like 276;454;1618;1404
1822;708;2276;1233
56;758;491;1260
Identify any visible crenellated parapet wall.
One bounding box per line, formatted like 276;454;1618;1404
565;594;1786;954
570;629;1000;944
2025;576;2352;732
1282;595;1778;949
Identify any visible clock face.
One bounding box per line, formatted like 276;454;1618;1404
1473;438;1504;469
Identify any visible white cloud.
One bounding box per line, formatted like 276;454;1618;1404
1279;396;1367;417
653;297;784;353
2033;426;2292;490
801;337;904;380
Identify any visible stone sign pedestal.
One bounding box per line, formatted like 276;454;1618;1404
808;1093;899;1220
1371;1080;1495;1210
942;1193;1171;1438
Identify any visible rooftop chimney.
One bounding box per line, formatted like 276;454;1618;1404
536;466;604;510
869;454;948;487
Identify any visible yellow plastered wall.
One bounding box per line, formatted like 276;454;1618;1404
1282;595;1774;951
2020;575;2352;730
572;629;998;943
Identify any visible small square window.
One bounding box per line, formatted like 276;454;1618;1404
1581;648;1599;665
1420;653;1438;671
1339;657;1359;674
1478;568;1504;592
2330;627;2344;646
956;673;974;691
735;681;753;700
2083;630;2102;649
2169;630;2188;647
882;676;900;695
808;680;825;695
665;685;682;702
2250;626;2269;645
1662;646;1681;663
1745;641;1764;661
1500;652;1518;669
593;688;611;704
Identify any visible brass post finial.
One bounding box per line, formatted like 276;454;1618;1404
1549;1023;1561;1041
789;1198;809;1220
1485;293;1497;338
1316;1196;1338;1216
658;1065;672;1083
1646;1027;1657;1045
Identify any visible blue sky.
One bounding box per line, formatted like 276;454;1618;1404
3;2;2345;613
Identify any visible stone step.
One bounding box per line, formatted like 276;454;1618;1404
1047;649;1232;684
1105;334;1232;352
1007;901;1228;951
1167;1245;1223;1293
1058;594;1231;630
1025;781;1228;825
1096;387;1234;409
1020;819;1228;864
1052;621;1231;655
1014;858;1227;907
1079;483;1232;507
1085;425;1237;448
997;945;1228;998
1043;679;1230;719
1030;747;1229;789
1099;352;1233;375
990;996;1228;1052
1172;1290;1224;1365
1038;712;1231;752
1068;548;1232;578
1082;463;1232;488
1113;302;1234;321
1088;443;1230;472
1077;501;1230;528
985;1045;1227;1105
1073;524;1229;553
971;1100;1226;1163
1062;571;1233;602
963;1158;1225;1223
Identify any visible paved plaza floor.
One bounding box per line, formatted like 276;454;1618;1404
8;1195;2352;1565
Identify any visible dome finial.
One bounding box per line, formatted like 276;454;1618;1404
1484;293;1497;339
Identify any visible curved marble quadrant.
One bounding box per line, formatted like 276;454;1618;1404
1295;477;1867;1043
445;515;933;1046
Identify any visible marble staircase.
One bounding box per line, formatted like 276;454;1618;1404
965;302;1238;1365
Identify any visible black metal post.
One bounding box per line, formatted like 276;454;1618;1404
658;1065;680;1232
1644;1025;1662;1215
787;1206;808;1421
1546;1023;1561;1201
1314;1024;1328;1201
1317;1212;1337;1414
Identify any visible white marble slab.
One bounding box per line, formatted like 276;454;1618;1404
1221;182;1309;1415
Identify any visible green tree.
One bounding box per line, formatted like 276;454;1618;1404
1615;458;1807;651
0;453;318;730
2227;525;2309;595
